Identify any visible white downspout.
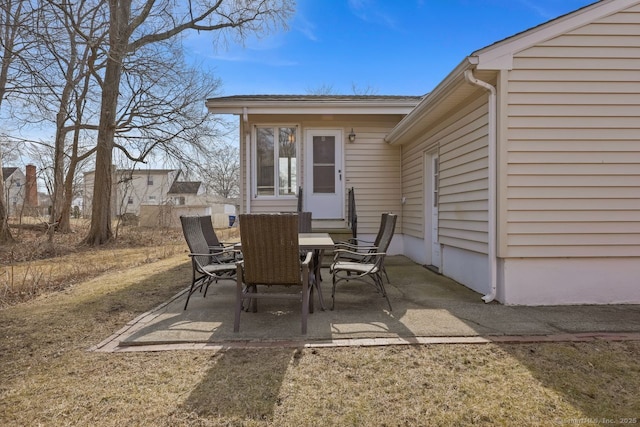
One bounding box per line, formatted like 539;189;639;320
243;107;251;214
464;69;497;303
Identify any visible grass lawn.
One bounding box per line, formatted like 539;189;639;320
1;225;639;426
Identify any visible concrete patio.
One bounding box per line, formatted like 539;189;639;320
92;256;640;352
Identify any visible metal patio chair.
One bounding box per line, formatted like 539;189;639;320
329;213;397;311
198;215;239;263
234;213;314;334
334;212;391;283
298;211;312;233
180;216;237;310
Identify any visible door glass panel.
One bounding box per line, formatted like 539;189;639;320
312;136;335;193
256;128;275;195
278;127;297;195
433;157;439;208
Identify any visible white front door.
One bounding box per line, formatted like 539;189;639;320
305;129;343;219
426;152;441;270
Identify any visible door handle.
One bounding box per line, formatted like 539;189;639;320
338;169;342;181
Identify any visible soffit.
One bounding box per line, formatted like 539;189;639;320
205;95;423;116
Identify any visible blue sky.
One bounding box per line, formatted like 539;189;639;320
184;0;596;97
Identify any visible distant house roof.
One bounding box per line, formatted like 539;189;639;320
2;167;18;180
114;169;179;176
84;168;179;176
206;94;423;115
168;181;202;194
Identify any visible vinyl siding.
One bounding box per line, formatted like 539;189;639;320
505;4;640;257
241;114;404;235
401;95;489;254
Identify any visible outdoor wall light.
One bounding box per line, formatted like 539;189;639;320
348;128;356;142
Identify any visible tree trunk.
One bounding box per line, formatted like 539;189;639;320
83;65;119;245
57;161;75;233
82;0;129;245
0;149;14;244
49;102;70;240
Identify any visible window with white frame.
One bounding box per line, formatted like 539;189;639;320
255;126;297;197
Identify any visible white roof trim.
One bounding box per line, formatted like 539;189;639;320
206;98;420;116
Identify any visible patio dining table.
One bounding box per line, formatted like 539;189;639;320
235;232;334;310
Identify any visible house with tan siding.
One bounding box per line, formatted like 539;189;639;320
206;0;640;305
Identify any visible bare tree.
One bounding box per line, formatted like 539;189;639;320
305;83;336;95
33;1;106;235
81;0;293;245
203;142;240;198
306;82;379;95
0;0;41;243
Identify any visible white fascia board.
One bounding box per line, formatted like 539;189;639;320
205;100;418;116
474;0;638;70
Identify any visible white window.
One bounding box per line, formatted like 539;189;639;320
255;126;298;197
147;176;153;185
148;195;156;202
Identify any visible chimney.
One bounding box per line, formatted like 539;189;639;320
25;164;38;207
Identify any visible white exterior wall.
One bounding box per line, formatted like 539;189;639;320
505;5;640;258
84;169;178;217
120;170;177;216
399;94;490;292
497;3;640;303
501;258;640;305
3;169;26;216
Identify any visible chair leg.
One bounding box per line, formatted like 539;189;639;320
382;266;390;284
331;274;338;310
248;285;257;312
184;280;196;310
301;281;309;335
309;279;315;314
375;273;392;311
234;276;243;332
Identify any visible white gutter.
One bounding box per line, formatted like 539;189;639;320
243;107;251;214
464;69;497;303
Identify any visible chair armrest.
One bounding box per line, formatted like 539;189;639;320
190;247;240;258
333;248;386;262
335;237;374;247
334;242;378;251
301;251;313;266
218;241;237;247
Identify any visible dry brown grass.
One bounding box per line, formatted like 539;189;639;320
0;221;189;306
0;224;639;426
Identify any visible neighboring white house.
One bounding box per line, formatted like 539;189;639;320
2;165;39;217
83;168;237;228
83;168;180;217
2;167;26;217
206;0;640;306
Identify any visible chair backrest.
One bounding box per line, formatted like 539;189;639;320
239;213;301;286
372;213;389;247
298;211;312;233
180;216;212;268
199;215;222;248
376;213;397;253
